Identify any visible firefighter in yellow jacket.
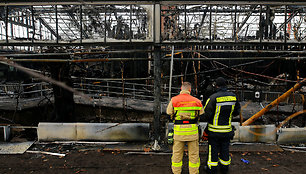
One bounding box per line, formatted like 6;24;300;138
167;82;204;174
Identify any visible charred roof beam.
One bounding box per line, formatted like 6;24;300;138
236;5;258;35
62;5;90;39
1;1;306;5
276;10;299;34
37;16;61;40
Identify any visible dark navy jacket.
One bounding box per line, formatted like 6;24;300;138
203;87;240;133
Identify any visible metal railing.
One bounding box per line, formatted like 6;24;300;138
0;80;303;109
0;80;180;104
0;82;53;103
73;79;181;102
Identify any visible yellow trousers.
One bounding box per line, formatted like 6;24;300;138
171;140;200;174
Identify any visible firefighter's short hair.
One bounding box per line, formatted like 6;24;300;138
181;82;191;91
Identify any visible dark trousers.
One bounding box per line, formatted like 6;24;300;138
206;132;231;174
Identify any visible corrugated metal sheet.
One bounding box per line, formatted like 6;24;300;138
0;141;34;154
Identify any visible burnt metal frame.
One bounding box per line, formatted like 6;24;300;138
0;2;305;47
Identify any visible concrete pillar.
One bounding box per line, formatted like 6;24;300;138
49;54;74;122
153;2;162;144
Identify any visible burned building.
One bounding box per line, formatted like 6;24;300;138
0;0;305;145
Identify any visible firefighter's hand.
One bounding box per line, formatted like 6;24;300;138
168;114;174;121
201;131;208;141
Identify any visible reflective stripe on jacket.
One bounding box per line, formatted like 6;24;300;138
203;87;240;133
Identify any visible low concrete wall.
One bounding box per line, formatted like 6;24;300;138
277;127;306;144
38;123;150;142
38;122;306;144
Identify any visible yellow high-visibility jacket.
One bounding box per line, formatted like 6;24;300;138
167;90;204;141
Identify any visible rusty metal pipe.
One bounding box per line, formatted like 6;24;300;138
5;58;151;62
4;57;306;62
242;78;306;126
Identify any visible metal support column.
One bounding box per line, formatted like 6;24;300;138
153;45;161;147
31;6;35;42
80;5;83;43
259;5;263;48
129;4;132;42
153;3;161;150
168;45;174;101
10;17;14;50
104;5;107;43
10;17;13;40
209;5;212;43
5;6;8;44
26;11;29;40
284;5;287;49
184;5;187;41
39;18;42;41
233;5;237;42
55;5;59;43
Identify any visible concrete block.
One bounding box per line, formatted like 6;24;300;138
239;125;276;143
76;123;150;141
38;122;150;142
38;123;77;141
0;126;10;142
277;127;306;144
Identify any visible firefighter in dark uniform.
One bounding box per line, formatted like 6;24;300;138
202;77;240;174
